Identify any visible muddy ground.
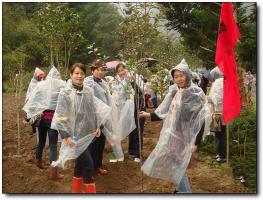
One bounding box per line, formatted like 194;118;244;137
2;93;251;194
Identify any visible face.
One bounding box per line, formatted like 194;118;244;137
174;70;187;88
70;67;85;86
117;66;127;79
92;67;105;79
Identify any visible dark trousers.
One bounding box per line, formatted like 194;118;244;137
152;97;158;109
90;133;106;169
195;122;205;146
74;145;94;184
215;125;227;159
35;121;58;164
128;108;146;158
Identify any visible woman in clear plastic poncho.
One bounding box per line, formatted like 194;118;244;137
139;59;206;193
22;66;66;180
25;67;45;103
204;66;226;162
51;63;111;193
108;62;136;162
23;67;45;135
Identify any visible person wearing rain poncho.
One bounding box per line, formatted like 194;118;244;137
23;66;66;180
25;67;45;103
84;59;114;175
51;63;111;193
108;62;136;162
139;59;206;193
23;67;45;135
205;66;226;163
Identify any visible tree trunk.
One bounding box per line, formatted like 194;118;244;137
50;43;54;67
55;46;60;69
66;48;71;77
64;40;67;70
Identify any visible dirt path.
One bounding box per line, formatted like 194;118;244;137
2;93;250;194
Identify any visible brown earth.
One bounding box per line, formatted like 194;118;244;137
2;93;251;194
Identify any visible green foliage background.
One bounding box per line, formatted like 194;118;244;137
198;106;257;192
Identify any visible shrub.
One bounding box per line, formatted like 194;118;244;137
199;105;257;192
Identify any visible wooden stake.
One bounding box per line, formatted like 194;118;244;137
226;123;230;166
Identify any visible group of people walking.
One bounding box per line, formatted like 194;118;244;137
23;57;228;193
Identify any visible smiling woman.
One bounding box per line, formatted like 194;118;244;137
51;62;111;193
138;59;206;193
70;63;86;87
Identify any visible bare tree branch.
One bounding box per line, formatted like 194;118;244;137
200;45;215;53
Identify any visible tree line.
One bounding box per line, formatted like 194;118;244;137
3;2;256;90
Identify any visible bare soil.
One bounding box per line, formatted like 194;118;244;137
2;93;251;194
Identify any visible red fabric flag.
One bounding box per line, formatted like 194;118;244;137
215;2;241;124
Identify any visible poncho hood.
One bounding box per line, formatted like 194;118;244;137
170;59;192;88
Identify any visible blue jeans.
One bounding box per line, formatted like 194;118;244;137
35;125;58;164
176;174;192;193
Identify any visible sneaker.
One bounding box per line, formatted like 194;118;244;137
117;157;124;162
128;154;136;160
216;157;226;163
110;157;124;162
95;167;108;175
214;154;220;159
109;158;118;163
134;158;141;162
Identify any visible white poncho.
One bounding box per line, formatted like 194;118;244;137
23;66;66;119
110;75;136;141
25;67;45;103
51;80;111;168
141;59;206;184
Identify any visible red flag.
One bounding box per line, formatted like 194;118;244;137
215;3;241;124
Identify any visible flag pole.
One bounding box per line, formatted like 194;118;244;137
226;123;230;166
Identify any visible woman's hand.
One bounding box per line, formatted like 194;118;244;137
138;111;150;118
66;137;74;147
95;128;101;137
191;145;198;153
22;119;29;125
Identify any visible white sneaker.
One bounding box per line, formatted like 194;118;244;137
134;158;141;162
109;158;118;163
109;157;124;162
214;154;220;159
117;157;124;162
216;157;226;163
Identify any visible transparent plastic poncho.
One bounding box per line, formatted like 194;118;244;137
203;77;223;137
210;66;223;80
23;66;66;119
84;76;123;158
25;67;44;103
84;76;112;106
110;75;136;141
154;84;178;119
141;59;206;185
51;80;111;168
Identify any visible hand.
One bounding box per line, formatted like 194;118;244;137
191;145;198;153
138;111;150;118
66;137;74;147
95;128;101;137
22;119;29;125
